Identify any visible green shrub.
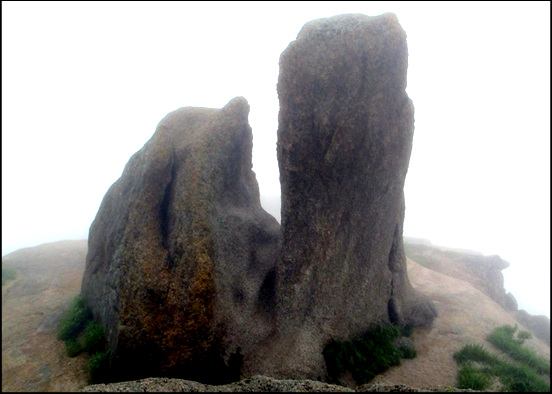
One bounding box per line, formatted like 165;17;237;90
66;338;84;357
88;351;110;384
456;363;491;390
58;295;111;383
453;343;500;366
58;295;92;341
493;360;551;392
500;324;518;337
63;320;106;358
323;324;413;385
83;321;106;354
487;325;550;375
2;266;17;285
516;330;532;345
454;324;551;392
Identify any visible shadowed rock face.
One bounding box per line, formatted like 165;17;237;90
81;97;281;383
264;12;436;378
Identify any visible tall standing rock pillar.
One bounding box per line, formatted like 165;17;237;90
270;12;436;379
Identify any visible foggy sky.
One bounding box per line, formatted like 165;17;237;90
2;2;550;317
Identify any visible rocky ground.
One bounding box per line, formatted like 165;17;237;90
80;375;480;392
2;240;550;392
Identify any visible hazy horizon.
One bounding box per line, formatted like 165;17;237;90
2;2;550;318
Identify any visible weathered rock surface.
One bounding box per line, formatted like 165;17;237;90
81;97;281;383
80;375;353;392
403;239;550;346
516;310;550;346
81;12;440;385
403;240;516;311
81;375;481;392
254;13;436;380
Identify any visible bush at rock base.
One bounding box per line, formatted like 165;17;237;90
58;295;109;383
83;321;106;355
322;324;416;385
88;351;111;384
58;294;92;342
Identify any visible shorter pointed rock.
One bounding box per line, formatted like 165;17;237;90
81;97;281;383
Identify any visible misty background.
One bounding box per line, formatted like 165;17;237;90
2;2;550;317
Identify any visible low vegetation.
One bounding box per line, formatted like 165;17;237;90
88;350;111;384
323;323;416;385
453;324;550;392
58;295;92;342
2;266;17;285
58;294;110;384
486;324;550;375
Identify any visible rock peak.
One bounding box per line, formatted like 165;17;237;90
297;12;401;40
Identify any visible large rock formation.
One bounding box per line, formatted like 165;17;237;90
81;97;281;383
249;13;436;379
81;12;436;385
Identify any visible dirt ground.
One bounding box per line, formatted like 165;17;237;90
1;241;550;391
2;240;89;392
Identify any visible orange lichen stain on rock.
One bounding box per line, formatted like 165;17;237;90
164;244;217;370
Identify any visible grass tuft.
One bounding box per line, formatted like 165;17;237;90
323;324;415;385
453;343;500;366
58;295;92;342
486;324;550;375
453;324;550;392
88;351;111;384
83;321;106;354
58;295;110;383
493;361;551;392
65;338;84;357
456;362;491;390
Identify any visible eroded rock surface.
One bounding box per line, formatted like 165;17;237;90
82;12;437;385
403;241;516;311
403;239;550;346
516;310;550;346
80;375;481;392
254;12;436;380
81;97;281;383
